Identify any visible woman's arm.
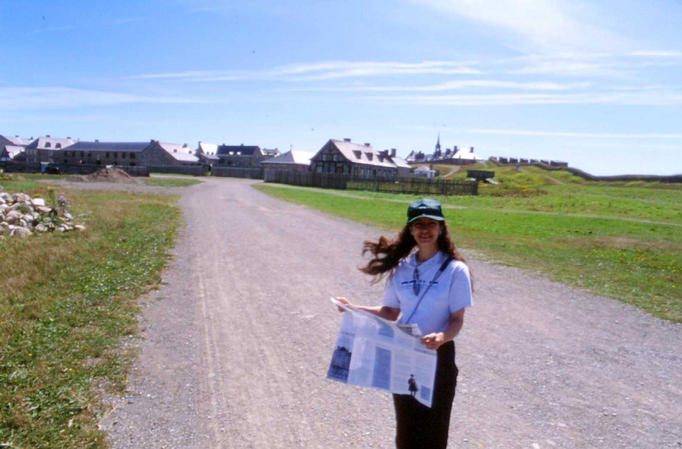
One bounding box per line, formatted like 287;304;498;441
336;297;401;321
421;308;465;350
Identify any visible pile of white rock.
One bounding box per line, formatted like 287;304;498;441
0;187;86;239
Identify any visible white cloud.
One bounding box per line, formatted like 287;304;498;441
410;0;628;53
131;60;481;82
287;79;588;92
371;90;682;106
0;87;216;109
631;50;682;58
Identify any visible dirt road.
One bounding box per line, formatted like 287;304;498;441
99;177;681;449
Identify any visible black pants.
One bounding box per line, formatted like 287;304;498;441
392;341;458;449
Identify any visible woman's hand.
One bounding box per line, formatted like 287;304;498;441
421;332;446;350
335;297;353;312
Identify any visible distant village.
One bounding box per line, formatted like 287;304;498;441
0;133;568;181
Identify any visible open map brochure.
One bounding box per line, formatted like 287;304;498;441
327;297;438;407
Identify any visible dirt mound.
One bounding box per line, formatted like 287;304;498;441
69;167;142;184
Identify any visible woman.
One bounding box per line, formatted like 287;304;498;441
337;198;472;449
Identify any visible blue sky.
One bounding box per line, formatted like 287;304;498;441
1;0;681;175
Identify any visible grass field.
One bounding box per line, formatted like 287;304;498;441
1;174;181;448
255;178;681;323
143;177;202;188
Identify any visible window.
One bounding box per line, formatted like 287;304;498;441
121;153;126;158
45;142;51;148
114;152;118;158
130;153;135;159
106;152;110;158
56;143;62;149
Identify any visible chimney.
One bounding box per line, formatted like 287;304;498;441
67;136;71;139
95;139;99;142
390;148;396;157
470;146;474;153
343;138;351;142
183;143;188;148
46;134;51;138
364;142;370;147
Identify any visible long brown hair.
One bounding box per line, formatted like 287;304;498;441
359;221;469;283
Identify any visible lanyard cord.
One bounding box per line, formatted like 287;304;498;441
403;256;453;324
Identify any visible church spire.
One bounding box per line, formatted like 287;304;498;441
435;133;441;151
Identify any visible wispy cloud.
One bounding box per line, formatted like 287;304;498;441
131;61;481;82
371;90;682;106
409;0;628;53
0;87;218;109
631;50;682;58
287;79;589;92
508;53;620;77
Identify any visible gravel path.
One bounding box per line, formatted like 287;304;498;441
96;177;682;449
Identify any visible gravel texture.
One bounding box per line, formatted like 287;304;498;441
93;177;681;449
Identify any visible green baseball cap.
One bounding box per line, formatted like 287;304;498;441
407;198;445;224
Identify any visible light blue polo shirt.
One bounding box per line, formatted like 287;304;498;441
383;250;472;335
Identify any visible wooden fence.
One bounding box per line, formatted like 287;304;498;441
348;177;477;195
264;170;349;189
0;162;150;177
148;165;207;176
265;169;478;195
212;167;263;179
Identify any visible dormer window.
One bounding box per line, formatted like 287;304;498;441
56;143;62;149
365;152;373;161
353;150;361;159
45;142;51;148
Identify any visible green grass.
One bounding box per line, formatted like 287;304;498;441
1;180;181;448
0;173;65;192
254;182;682;322
143;177;202;188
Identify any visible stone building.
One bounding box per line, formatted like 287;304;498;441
216;144;275;168
406;135;482;165
197;141;219;168
148;141;201;167
59;140;203;169
59;141;150;166
24;135;78;164
0;145;26;162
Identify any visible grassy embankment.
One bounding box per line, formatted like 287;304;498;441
254;166;681;322
0;173;181;448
